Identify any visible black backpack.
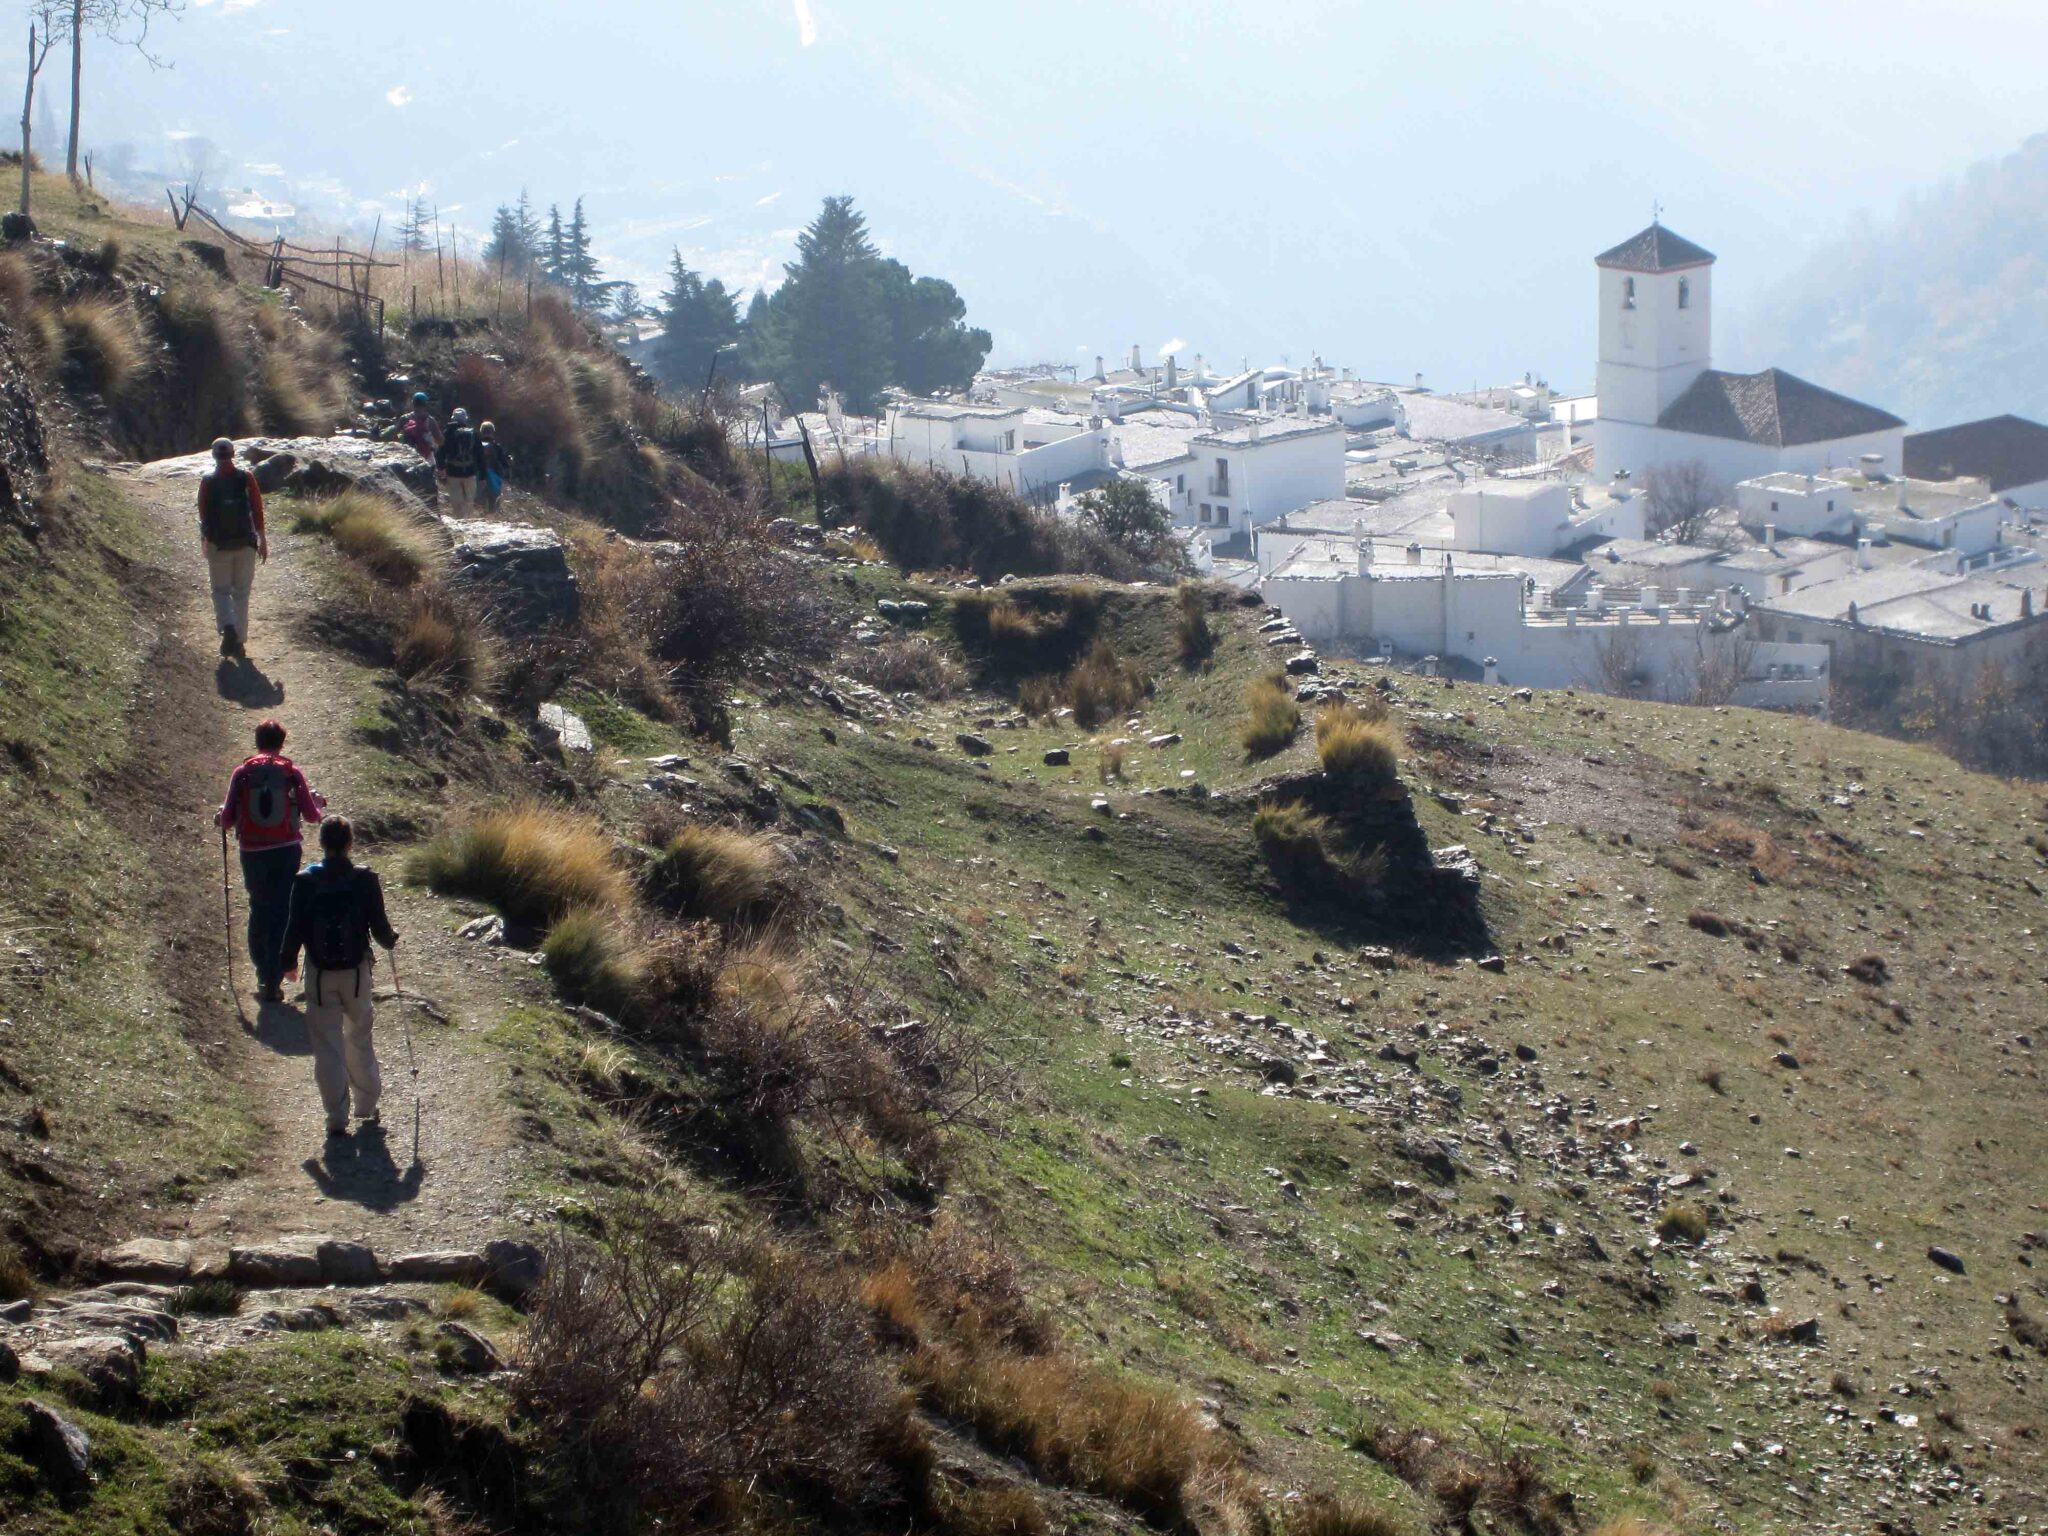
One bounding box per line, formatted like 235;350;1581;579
442;427;478;475
206;469;258;550
303;866;369;972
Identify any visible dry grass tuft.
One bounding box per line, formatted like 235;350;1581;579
1098;742;1126;782
1657;1202;1710;1244
646;824;787;930
1064;637;1150;729
542;907;649;1021
57;295;148;398
393;585;490;690
1242;673;1301;758
1316;701;1401;783
1288;1492;1416;1536
849;635;963;699
1175;582;1216;667
300;490;441;586
408;807;631;927
1253;801;1328;870
156;280;252;433
0;1238;35;1300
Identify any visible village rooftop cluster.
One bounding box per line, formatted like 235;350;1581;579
760;222;2048;713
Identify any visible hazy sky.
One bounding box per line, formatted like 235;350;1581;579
23;0;2048;392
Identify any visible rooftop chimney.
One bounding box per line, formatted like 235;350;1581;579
1856;538;1873;570
1764;523;1776;552
1165;355;1177;390
1406;541;1423;566
1093;354;1105;382
1131;343;1142;373
1414;371;1424;390
1355;538;1371;578
2024;589;2035;618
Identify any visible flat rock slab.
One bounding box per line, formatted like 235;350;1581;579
537;702;594;754
97;1237;193;1284
435;1321;503;1373
389;1250;486;1284
229;1242;323;1287
441;517;580;627
135;436;436;504
482;1238;545;1301
48;1303;179;1345
317;1239;382;1286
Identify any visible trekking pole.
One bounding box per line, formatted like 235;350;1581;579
221;828;246;1025
390;946;421;1167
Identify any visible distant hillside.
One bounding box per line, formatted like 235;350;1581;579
1747;132;2048;430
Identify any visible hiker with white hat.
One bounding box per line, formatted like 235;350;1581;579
435;406;484;512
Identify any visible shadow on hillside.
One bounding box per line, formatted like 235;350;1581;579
215;657;285;709
302;1122;423;1211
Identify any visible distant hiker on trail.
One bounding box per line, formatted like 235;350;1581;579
478;420;509;511
436;407;483;511
215;719;325;1006
280;816;400;1139
399;391;442;462
198;437;266;659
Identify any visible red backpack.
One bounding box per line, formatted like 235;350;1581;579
235;756;302;843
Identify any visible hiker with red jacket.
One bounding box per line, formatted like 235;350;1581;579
279;816;399;1139
398;391;442;462
198;437;267;659
214;719;325;1006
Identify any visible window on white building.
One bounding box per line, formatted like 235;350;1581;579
1199;503;1212;523
1678;277;1690;309
1002;430;1016;452
1623;277;1636;310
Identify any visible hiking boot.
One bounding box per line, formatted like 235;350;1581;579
219;627;236;657
259;980;285;1005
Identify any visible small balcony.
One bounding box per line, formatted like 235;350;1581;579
1206;476;1231;497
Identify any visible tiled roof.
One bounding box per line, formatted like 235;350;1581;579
1903;415;2048;493
1595;224;1716;272
1656;368;1903;448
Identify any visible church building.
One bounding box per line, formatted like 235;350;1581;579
1593;224;1906;485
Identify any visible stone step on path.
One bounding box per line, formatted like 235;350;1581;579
95;1233;543;1298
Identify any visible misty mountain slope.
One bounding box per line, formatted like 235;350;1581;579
1747;133;2048;430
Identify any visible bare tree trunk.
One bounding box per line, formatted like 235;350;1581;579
20;26;35;219
64;0;80;184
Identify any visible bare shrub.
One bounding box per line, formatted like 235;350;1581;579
518;1206;921;1526
1368;1425;1573;1536
1657;1202;1710;1243
646;495;843;686
1098;742;1125;782
1288;1492;1415;1536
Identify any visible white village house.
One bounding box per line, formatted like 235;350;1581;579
883;401;1111;499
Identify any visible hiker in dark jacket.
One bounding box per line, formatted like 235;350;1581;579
197;437;267;658
435;407;483;512
215;718;324;1005
280;816;400;1138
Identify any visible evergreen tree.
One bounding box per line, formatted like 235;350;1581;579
515;189;543;265
540;205;568;286
398;197;431;255
562;198;603;312
649;250;741;391
481;202;529;274
875;259;992;397
773;195;892;414
737;287;782;387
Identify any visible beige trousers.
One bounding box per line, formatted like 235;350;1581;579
305;959;381;1130
442;475;479;512
206;545;258;638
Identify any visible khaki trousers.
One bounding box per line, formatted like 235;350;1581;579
207;545;258;637
305;959;381;1130
442;475;479;512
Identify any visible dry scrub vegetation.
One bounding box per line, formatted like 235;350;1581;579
1316;696;1400;784
1243;672;1302;758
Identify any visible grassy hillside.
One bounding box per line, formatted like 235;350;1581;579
1;184;2042;1536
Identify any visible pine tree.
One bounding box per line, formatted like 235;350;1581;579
774;195;892;414
562;198;603;312
650;250;741;391
398;197;431;255
482;202;528;275
540;205;568;286
515;189;543;264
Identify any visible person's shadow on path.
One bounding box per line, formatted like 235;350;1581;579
303;1123;423;1212
215;658;285;709
250;998;312;1057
